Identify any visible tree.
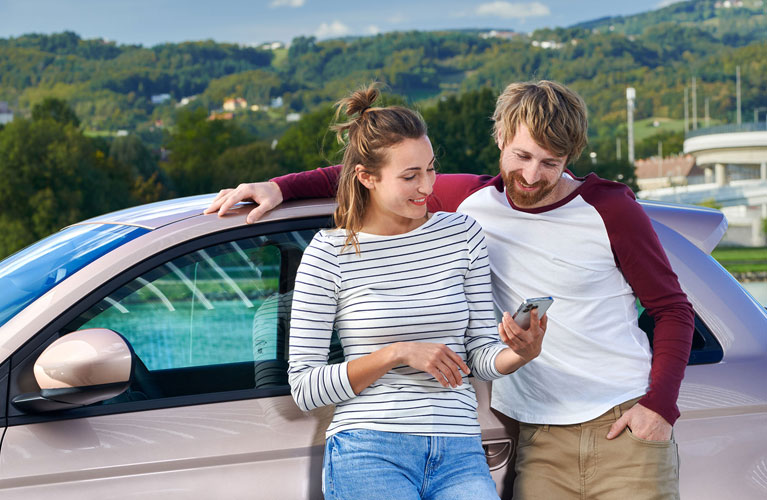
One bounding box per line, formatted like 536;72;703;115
423;88;499;175
215;142;286;187
31;97;81;126
0;109;133;258
110;134;171;203
571;157;638;192
275;105;341;172
164;107;249;195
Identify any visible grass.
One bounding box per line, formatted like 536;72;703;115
633;117;684;143
632;117;725;143
711;246;767;273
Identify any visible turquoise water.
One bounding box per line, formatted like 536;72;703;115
741;281;767;307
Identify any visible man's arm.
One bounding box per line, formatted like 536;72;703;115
205;164;497;222
592;183;694;440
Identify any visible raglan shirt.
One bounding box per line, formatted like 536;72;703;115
288;211;508;437
274;166;694;425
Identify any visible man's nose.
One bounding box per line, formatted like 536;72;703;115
521;164;541;185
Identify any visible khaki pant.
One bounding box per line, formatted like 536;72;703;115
513;398;679;500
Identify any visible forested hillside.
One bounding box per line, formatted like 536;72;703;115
0;0;765;258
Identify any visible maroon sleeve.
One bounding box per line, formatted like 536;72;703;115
586;180;694;425
273;165;498;212
271;165;342;201
429;173;499;212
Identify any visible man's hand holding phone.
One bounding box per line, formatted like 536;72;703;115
498;297;551;363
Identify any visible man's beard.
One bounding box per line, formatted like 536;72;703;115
502;169;558;207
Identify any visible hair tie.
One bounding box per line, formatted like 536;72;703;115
359;106;371;117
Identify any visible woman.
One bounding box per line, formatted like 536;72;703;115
288;84;546;500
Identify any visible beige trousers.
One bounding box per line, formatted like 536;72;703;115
513;397;680;500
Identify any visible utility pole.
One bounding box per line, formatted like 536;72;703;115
692;77;698;130
658;141;663;178
736;65;742;125
627;87;635;165
616;137;622;161
705;97;710;128
684;87;689;132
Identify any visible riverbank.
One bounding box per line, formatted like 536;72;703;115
731;271;767;282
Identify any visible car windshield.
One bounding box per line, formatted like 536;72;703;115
0;223;149;328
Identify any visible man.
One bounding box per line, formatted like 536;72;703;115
206;80;694;498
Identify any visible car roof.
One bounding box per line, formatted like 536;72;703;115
67;194;728;253
68;195;337;231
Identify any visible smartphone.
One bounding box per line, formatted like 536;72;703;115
511;296;554;329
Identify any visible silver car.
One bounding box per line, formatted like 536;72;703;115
0;196;765;499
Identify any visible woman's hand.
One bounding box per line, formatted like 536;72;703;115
498;308;547;363
394;342;471;388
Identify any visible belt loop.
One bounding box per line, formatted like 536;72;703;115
612;403;622;420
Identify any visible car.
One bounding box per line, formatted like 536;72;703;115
0;195;765;499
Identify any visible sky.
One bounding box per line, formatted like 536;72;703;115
0;0;681;47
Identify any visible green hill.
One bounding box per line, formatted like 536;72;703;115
0;1;765;160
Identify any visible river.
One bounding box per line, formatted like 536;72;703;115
740;281;767;307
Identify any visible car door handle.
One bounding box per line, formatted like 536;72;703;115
483;438;515;471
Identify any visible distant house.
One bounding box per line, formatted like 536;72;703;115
177;95;198;107
531;40;563;50
208;112;234;121
286;112;301;123
0;101;13;125
635;155;704;191
270;96;283;108
223;98;248;111
260;41;284;50
151;94;171;105
480;30;519;40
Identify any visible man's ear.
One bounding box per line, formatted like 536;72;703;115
355;164;375;190
495;129;504;151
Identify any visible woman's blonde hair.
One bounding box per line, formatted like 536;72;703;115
331;83;427;253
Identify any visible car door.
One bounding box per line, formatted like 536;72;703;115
0;219;335;499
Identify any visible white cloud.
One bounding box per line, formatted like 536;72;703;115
475;2;551;19
315;21;350;38
388;13;406;24
366;25;381;35
270;0;305;8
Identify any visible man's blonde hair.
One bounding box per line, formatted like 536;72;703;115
492;80;588;164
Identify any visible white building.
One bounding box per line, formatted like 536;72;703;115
0;102;13;125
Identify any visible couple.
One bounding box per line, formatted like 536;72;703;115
206;80;694;500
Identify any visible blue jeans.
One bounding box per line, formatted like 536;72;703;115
323;429;500;500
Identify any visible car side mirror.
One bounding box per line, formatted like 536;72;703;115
11;328;134;413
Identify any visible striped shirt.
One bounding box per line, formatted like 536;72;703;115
288;211;507;437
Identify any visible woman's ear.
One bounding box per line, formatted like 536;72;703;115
355;164;375;190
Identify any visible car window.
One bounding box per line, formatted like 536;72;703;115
637;303;723;365
61;228;342;405
0;224;149;328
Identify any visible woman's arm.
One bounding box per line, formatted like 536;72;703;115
347;342;471;394
461;216;546;378
288;234;355;411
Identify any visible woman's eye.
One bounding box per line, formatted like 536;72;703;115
404;175;416;181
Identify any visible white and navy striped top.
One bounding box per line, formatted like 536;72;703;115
288;211;507;437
